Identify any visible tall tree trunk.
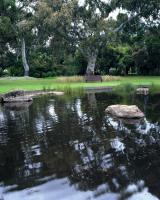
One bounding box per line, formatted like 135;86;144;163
86;52;97;75
21;38;29;76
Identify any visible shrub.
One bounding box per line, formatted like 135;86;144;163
8;66;23;76
109;68;118;75
115;83;136;95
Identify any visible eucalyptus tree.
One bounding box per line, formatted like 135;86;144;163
70;0;117;75
71;0;159;75
113;0;160;26
0;0;36;76
33;0;74;65
113;0;160;74
16;0;37;76
17;19;33;76
0;0;17;68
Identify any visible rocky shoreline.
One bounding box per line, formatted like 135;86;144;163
0;90;64;103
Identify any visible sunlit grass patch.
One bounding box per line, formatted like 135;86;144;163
0;76;160;94
55;76;84;83
55;75;121;83
102;75;121;82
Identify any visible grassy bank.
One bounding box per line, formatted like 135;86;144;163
0;76;160;94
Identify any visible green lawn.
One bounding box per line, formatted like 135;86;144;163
0;76;160;94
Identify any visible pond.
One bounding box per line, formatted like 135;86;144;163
0;91;160;200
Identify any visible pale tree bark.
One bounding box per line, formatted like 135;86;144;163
86;51;98;75
21;38;29;76
87;93;97;108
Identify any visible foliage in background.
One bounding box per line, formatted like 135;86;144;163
0;0;159;77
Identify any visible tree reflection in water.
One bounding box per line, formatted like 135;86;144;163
0;93;160;199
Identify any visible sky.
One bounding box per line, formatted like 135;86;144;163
78;0;123;19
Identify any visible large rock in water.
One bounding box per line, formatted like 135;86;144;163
1;90;32;103
105;105;144;119
4;90;25;98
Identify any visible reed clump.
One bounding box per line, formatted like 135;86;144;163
115;83;136;95
54;85;84;96
56;75;121;83
149;83;160;94
56;76;84;83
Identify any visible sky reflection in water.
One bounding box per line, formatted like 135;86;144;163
0;92;160;200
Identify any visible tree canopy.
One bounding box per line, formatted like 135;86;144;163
0;0;159;77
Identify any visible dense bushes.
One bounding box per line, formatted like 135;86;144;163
1;28;159;78
134;29;160;75
0;0;159;78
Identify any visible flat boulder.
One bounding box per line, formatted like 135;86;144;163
0;90;33;103
105;105;144;119
4;90;25;98
136;88;149;95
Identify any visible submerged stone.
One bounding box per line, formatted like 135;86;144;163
105;105;144;119
136;88;149;95
3;96;33;103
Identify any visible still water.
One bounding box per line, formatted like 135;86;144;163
0;92;160;200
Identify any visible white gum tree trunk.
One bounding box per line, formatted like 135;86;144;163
22;38;29;76
86;51;97;75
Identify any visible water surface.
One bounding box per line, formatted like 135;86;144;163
0;92;160;200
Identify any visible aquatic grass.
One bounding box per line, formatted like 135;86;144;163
42;86;52;91
149;83;160;94
54;85;84;96
114;83;160;99
114;83;136;95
